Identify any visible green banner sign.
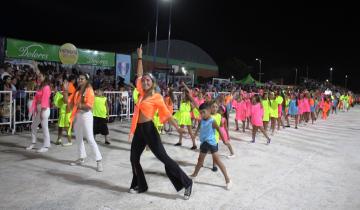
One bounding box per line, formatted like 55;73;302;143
78;49;115;67
6;38;115;67
6;38;60;62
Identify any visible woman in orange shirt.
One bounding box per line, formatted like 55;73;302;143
128;46;193;200
63;73;103;172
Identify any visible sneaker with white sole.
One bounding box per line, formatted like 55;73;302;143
62;142;73;147
26;143;35;150
70;159;85;166
184;180;193;200
128;187;139;194
227;154;236;159
226;180;232;190
97;161;103;172
36;147;48;153
55;139;62;145
189;175;197;181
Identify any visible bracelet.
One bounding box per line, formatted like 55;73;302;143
138;58;142;60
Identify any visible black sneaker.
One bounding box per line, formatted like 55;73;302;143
174;142;182;146
184;181;193;200
190;145;197;150
105;141;111;145
212;166;218;172
129;186;148;194
267;138;271;144
250;140;255;143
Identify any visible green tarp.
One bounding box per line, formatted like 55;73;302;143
235;74;264;86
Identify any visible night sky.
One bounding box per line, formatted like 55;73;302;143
1;1;359;91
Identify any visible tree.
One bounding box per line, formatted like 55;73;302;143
218;57;254;79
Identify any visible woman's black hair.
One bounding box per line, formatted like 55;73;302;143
39;70;50;89
199;102;211;111
253;94;261;103
77;72;92;95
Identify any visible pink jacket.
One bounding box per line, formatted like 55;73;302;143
30;85;51;113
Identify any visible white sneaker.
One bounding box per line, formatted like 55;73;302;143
36;147;48;153
226;180;232;190
70;159;85;166
97;161;103;172
189;175;197;181
62;142;73;147
26;144;35;150
227;154;236;159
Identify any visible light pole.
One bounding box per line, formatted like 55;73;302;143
165;0;173;85
329;67;333;84
295;68;298;85
153;0;160;68
255;58;262;83
345;75;348;89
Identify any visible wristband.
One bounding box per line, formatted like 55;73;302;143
138;58;142;60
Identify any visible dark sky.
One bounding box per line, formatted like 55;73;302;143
1;1;359;91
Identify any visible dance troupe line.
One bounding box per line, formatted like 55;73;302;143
23;46;356;200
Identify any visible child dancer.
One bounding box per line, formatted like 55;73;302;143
210;101;222;172
284;92;291;127
276;91;285;130
191;102;232;190
245;92;252;129
322;96;331;120
303;92;311;123
309;93;316;124
234;94;246;132
287;93;299;129
269;92;280;135
250;94;271;144
261;92;271;131
93;89;110;144
174;85;197;150
53;81;73;146
218;105;235;158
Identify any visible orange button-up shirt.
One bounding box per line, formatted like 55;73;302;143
130;77;171;136
68;86;95;125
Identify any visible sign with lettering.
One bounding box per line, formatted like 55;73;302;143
78;49;115;67
6;38;60;62
6;38;115;67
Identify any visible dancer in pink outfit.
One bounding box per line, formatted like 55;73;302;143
234;94;247;132
250;95;271;144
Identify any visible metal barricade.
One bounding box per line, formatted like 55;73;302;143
12;91;35;133
0;91;12;132
128;96;135;119
12;90;59;134
173;92;182;111
104;91;129;120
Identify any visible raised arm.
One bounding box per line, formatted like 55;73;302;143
136;45;143;77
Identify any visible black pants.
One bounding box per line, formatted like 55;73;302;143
130;121;191;192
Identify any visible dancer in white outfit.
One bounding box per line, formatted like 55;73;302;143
63;73;103;172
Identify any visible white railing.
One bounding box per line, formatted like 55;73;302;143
2;90;233;134
104;91;131;120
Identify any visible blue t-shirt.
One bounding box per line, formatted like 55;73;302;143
200;118;217;146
